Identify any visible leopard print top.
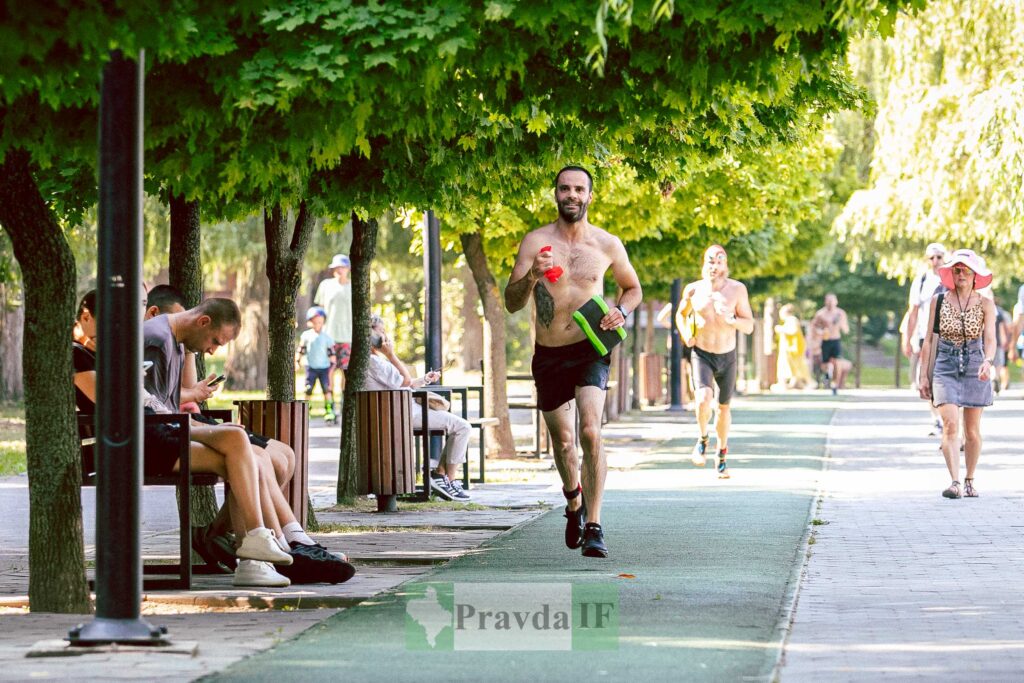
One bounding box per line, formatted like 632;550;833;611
938;296;984;344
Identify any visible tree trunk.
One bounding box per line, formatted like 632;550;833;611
0;282;25;401
264;202;316;401
0;149;90;613
224;255;270;391
167;195;220;533
460;233;516;457
338;212;378;503
460;265;484;372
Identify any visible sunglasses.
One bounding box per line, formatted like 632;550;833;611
951;265;973;275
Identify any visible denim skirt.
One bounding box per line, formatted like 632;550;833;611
932;338;993;408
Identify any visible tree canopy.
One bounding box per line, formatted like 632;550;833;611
834;0;1024;277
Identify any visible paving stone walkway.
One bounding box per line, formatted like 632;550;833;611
780;390;1024;681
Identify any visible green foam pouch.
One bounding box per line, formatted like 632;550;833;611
572;295;627;356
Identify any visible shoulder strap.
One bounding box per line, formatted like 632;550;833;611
933;292;944;334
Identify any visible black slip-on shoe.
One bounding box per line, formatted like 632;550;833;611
279;543;356;584
581;522;608;558
564;499;586;550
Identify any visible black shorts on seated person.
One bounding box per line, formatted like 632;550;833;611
143;410;187;477
531;339;611;412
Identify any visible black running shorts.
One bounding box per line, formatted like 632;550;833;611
820;339;842;363
692;346;738;405
532;339;611;412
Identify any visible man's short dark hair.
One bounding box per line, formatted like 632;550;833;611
554;165;593;191
147;284;187;313
193;298;241;330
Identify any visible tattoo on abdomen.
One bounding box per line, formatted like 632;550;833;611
534;285;555;327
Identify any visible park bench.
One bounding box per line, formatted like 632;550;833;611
357;386;497;510
79;409;232;590
414;384;496;487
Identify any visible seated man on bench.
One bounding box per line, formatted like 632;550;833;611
364;315;471;501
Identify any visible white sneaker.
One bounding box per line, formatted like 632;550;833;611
237;528;294;565
233;560;290;587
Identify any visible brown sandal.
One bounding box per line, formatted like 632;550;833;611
964;478;978;498
942;481;962;499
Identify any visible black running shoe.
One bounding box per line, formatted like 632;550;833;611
564;499;586;550
581;522;608;558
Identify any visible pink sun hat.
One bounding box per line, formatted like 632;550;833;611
938;249;992;290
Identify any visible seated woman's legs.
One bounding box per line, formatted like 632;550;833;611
430;409;471;481
185;425;292;565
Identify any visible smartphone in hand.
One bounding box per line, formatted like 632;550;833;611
208;374;226;387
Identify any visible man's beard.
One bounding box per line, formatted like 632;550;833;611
557;199;588;223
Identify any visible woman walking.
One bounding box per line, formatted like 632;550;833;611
919;249;996;499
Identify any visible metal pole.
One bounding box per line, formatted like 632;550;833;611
668;279;684;412
630;307;641;410
423;211;443;476
69;51;165;645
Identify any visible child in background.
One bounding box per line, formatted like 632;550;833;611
297;307;337;424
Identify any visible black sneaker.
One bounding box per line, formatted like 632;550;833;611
279;543;356;584
564;499;586;550
581;522;608;558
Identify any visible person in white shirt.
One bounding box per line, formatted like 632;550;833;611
313;254;353;394
902;242;946;435
364;315;472;501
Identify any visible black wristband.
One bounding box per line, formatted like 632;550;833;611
616;304;627;317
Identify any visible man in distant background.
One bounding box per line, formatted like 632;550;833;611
902;242;946;434
314;254;353;397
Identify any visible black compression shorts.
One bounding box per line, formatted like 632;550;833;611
532;339;611;412
692;346;737;405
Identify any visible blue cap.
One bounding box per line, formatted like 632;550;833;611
329;254;350;269
306;306;326;321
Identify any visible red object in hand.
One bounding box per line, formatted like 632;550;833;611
539;245;563;283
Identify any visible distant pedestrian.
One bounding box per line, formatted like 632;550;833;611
811;294;849;395
774;304;813;389
918;249;996;500
902;243;947;434
313;253;353;395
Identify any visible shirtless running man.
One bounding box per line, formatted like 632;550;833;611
811;293;850;395
505;166;643;558
678;245;754;479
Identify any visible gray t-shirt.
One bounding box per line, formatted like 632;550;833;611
143;315;184;411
